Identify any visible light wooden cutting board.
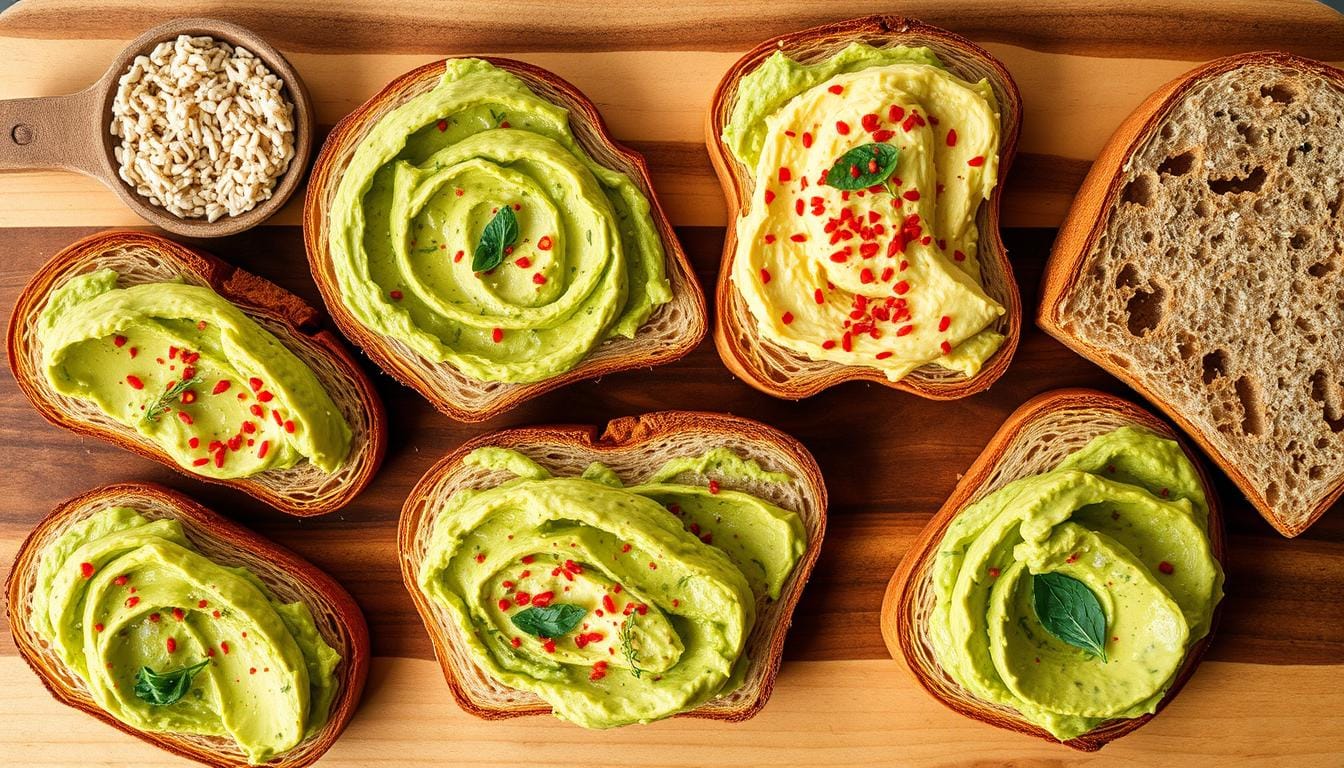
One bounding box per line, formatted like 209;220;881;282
1;1;1342;766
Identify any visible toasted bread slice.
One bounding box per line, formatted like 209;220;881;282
707;15;1022;400
305;57;707;423
1039;53;1344;537
5;482;369;768
881;388;1225;751
7;230;386;517
399;410;826;723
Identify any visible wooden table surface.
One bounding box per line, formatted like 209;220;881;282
2;2;1343;766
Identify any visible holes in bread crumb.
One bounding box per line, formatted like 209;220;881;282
1122;175;1156;207
1291;229;1314;251
1309;369;1344;433
1125;283;1166;336
1194;199;1212;218
1158;149;1198;177
1310;465;1324;481
1176;331;1198;360
1209;166;1267;195
1268;310;1285;334
1234;375;1265;436
1261;82;1298;104
1235;122;1264;147
1265;482;1280;507
1115;263;1141;290
1201;349;1227;384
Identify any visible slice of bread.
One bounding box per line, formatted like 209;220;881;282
707;15;1022;401
399;410;826;723
7;230;386;517
305;57;707;423
6;482;369;768
882;388;1226;751
1039;52;1344;537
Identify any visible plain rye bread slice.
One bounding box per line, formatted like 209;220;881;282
305;57;707;423
399;410;826;723
6;482;370;768
707;15;1022;401
881;388;1226;751
1039;52;1344;537
6;230;387;517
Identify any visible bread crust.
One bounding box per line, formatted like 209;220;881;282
398;410;827;724
304;57;707;423
880;388;1226;751
5;482;370;768
6;229;387;517
706;15;1022;401
1038;51;1344;538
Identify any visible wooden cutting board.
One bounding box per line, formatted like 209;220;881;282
2;1;1342;765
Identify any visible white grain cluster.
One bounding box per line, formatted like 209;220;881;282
111;34;295;222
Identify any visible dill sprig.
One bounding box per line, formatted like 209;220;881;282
142;376;199;425
619;612;645;680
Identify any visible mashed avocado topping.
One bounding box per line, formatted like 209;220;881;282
417;447;807;728
37;269;352;478
327;58;672;384
31;507;342;764
928;427;1224;740
722;43;1006;379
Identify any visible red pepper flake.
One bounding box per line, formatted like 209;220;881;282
827;84;844;95
859;268;875;284
989;567;1001;578
537;236;553;251
474;553;486;564
564;559;583;574
781;311;794;325
603;594;617;613
435;119;448;132
128;347;138;358
893;280;910;295
389;290;404;300
835;120;850;135
903;189;920;202
542;639;557;653
953;250;967;262
510;636;522;648
522;555;536;565
1159;561;1175;575
968;155;985;167
491;327;504;343
795;198;805;216
849;164;860;179
192;457;209;467
1160;488;1170;498
759;268;771;284
94;623;105;632
126;596;140;608
172;607;185;621
778;167;791;183
763;233;776;245
888;105;905;122
149;612;160;623
801;131;814;148
212;610;221;619
763;189;776;205
284;420;296;434
821;339;836;349
197;599;208;609
113;335;127;348
79;562;95;578
946;129;958;147
126;375;144;390
532;273;547;285
114;574;129;586
221;641;230;655
211;380;230;396
940;340;953;355
532;591;554;608
454;250;464;262
246;377;262;392
875;351;893;360
515;256;533;269
708;479;720;494
177;411;193;426
257;440;270;459
589;660;608;681
860;113;880;132
166;637;177;653
497;598;511;611
813;288;825;304
896;325;914;337
620;544;631;554
939;315;952;332
649;562;658;570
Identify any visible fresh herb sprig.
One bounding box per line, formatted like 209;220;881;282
471;206;519;273
142;376;199;425
824;143;901;195
510;604;586;638
619;612;645;679
1032;571;1108;662
133;659;209;706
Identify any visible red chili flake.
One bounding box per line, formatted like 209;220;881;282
389;290;403;301
872;129;895;143
454;250;464;262
436;119;448;132
209;380;230;396
759;268;771;284
841;332;853;352
896;325;914;337
212;610;221;619
166;637;177;653
879;267;895;282
1159;561;1175;575
893;280;910;295
814;289;825;304
849;164;860;179
953;250;967;262
603;594;617;613
246;377;262;392
860;113;880;132
1160;488;1170;498
589;660;608;681
532;591;554;608
859;268;874;284
533;235;554;252
781;312;794;325
620;544;631;554
149;613;160;623
939;315;952;332
474;553;486;564
795;198;805;216
272;409;283;427
903;189;920;202
968;155;985;167
113;335;127;348
196;599;207;609
169;346;179;360
542;639;557;653
649;562;658;570
989;567;1001;578
515;592;531;606
114;574;129;586
709;479;720;494
177;411;193;426
778;167;792;183
241;422;255;435
79;562;96;579
191;457;208;467
126;375;144;390
835;120;850;135
129;347;138;358
532;273;547;285
940;341;952;355
522;555;536;564
801;131;813;148
888;105;905;122
827;84;844;95
94;623;105;632
763;233;777;245
875;351;893;360
946;129;958;147
497;598;511;611
221;641;230;655
125;596;140;608
491;327;504;343
283;420;296;434
763;189;776;205
258;440;270;459
510;637;522;648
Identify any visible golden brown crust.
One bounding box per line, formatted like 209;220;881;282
1037;51;1344;538
707;15;1022;401
304;57;707;423
4;482;370;768
5;229;387;517
398;410;827;723
880;388;1226;751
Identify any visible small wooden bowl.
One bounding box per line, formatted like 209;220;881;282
707;15;1023;401
881;388;1226;751
0;17;313;238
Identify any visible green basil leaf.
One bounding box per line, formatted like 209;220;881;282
824;143;900;191
133;659;210;706
510;604;586;638
471;206;519;273
1032;571;1108;662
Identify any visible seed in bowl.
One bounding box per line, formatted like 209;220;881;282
111;34;295;222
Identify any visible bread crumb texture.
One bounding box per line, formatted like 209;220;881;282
1060;62;1344;529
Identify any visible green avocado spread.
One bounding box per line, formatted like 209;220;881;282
417;447;807;728
327;58;672;384
928;427;1224;740
37;269;352;479
721;42;1005;380
31;507;342;764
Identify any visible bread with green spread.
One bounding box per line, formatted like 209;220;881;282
305;57;706;423
7;230;386;517
708;15;1022;401
400;410;826;726
6;482;369;768
882;389;1225;750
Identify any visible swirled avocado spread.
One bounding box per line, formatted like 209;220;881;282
928;427;1224;740
327;58;672;383
31;507;342;764
37;269;352;478
722;43;1005;379
417;447;807;728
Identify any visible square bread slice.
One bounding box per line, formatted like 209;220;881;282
1040;52;1344;537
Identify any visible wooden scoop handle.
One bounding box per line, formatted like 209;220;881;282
0;86;105;177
